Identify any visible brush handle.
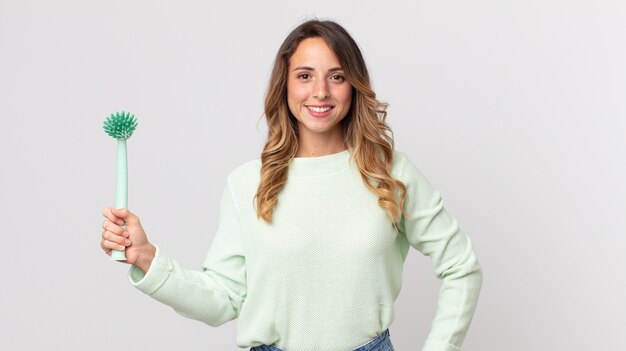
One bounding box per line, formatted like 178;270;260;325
111;139;128;261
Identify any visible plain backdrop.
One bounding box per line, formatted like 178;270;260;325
1;1;624;350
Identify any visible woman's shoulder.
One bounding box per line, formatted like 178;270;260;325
391;149;431;185
391;149;411;176
226;157;260;180
219;159;261;198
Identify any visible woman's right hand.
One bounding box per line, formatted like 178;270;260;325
101;207;156;273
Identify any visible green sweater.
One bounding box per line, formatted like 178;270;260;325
128;149;483;351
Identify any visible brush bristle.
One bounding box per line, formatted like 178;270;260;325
103;111;138;140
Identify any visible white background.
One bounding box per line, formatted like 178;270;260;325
1;1;624;350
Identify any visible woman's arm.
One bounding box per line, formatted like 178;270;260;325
127;180;248;327
397;152;483;351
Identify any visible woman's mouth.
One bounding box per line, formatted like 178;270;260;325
306;105;334;118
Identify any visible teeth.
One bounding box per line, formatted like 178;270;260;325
308;106;332;113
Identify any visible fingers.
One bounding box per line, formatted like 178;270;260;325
102;229;131;246
101;207;126;226
109;208;139;225
102;216;128;235
100;239;111;255
101;238;126;253
101;207;137;259
101;215;131;255
101;230;131;252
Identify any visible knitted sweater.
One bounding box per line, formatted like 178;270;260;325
128;149;483;351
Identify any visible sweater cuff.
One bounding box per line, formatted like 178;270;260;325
422;339;462;351
127;245;172;295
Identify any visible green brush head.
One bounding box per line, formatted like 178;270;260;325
103;111;138;140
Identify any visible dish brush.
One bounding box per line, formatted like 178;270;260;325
102;111;138;261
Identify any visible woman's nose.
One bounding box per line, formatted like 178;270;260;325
313;79;330;100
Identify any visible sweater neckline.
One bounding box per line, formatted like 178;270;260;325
288;149;351;177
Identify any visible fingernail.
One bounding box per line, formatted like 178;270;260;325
123;231;129;237
118;245;125;250
125;239;131;245
117;220;124;225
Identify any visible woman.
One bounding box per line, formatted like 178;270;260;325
100;19;483;351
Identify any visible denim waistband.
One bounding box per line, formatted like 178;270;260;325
250;329;391;351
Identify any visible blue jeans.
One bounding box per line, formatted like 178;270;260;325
249;329;394;351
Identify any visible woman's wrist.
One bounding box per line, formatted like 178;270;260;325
135;243;156;273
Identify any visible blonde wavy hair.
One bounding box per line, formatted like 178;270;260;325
254;19;410;230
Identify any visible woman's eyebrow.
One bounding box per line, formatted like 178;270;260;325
292;66;344;72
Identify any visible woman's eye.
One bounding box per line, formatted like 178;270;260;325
331;74;346;82
297;73;310;79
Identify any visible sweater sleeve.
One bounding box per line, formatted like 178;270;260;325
397;153;483;351
127;178;247;327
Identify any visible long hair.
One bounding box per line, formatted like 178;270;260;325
254;19;409;230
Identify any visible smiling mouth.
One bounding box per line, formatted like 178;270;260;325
306;105;334;113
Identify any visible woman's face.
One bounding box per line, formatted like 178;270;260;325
287;37;353;143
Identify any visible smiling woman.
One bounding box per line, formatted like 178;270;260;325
101;18;483;351
286;37;353;150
